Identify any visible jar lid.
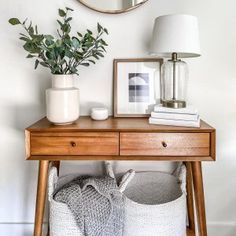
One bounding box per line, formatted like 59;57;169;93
91;107;108;113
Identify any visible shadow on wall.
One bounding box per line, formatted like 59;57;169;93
3;103;44;131
3;70;50;131
81;101;109;116
2;70;50;229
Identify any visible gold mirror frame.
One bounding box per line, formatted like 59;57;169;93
78;0;149;14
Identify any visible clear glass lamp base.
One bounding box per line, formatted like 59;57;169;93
162;100;186;109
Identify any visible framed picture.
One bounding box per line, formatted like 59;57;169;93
113;58;163;117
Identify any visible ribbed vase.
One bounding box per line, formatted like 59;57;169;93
46;74;79;125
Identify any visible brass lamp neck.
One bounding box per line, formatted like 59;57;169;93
168;53;181;62
172;52;178;61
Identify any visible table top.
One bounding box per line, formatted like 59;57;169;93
26;116;215;133
26;117;216;161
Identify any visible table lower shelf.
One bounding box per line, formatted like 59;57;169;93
28;155;213;161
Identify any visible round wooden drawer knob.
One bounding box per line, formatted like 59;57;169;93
70;141;77;147
162;141;168;148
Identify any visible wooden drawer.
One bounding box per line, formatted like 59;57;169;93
120;132;210;156
30;132;119;156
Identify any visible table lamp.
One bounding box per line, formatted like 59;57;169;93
150;14;201;108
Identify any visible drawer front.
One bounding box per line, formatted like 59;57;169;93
120;133;210;156
31;132;119;156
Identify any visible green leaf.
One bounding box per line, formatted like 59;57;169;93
66;7;74;11
64;39;72;47
19;37;28;42
100;39;108;46
61;24;70;34
101;46;106;52
75;51;83;57
46;59;56;66
23;18;28;25
88;59;95;64
70;67;77;74
59;50;66;59
40;61;48;67
9;18;21;25
65;17;72;23
64;34;71;40
81;63;89;67
20;33;28;37
26;54;35;58
87;29;92;34
93;54;99;60
84;42;93;47
23;42;41;53
45;51;53;59
77;32;82;37
59;9;66;17
45;39;53;46
23;42;32;52
65;50;73;58
28;26;34;35
44;35;54;41
34;59;39;69
104;28;108;34
97;23;102;33
57;29;62;37
47;43;55;49
55;39;62;47
72;38;80;48
57;20;63;27
96;52;104;57
32;34;44;41
35;25;38;34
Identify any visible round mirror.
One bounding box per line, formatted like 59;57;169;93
79;0;148;14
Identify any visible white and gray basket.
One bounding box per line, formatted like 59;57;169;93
48;163;186;236
48;169;83;236
120;165;187;236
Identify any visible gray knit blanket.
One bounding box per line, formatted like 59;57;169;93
54;175;124;236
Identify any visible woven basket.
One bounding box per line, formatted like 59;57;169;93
120;165;187;236
48;168;82;236
48;163;186;236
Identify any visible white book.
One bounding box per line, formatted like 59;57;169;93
151;112;199;121
154;104;198;115
149;117;200;128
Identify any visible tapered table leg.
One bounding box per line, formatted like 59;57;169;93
191;162;207;236
34;160;49;236
185;162;195;233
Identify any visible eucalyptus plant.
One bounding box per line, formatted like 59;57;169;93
9;7;108;75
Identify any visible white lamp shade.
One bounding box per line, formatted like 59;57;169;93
150;14;201;58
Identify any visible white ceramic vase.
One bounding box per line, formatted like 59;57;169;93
46;74;79;125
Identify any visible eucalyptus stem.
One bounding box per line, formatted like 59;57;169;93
9;7;108;75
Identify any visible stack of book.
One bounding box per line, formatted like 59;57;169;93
149;104;200;127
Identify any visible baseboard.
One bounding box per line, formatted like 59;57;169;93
0;222;236;236
0;223;47;236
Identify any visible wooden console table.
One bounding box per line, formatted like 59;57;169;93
25;116;215;236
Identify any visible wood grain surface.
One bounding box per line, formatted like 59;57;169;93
31;132;119;156
26;117;215;133
120;132;210;156
26;116;215;161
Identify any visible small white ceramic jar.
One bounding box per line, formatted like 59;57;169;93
91;108;109;120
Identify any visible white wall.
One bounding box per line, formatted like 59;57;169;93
0;0;236;235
